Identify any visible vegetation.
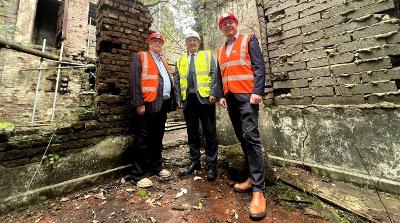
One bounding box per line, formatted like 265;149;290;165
137;189;148;198
0;122;14;131
42;153;60;167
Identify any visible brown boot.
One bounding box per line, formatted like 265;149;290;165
233;177;252;193
249;191;267;220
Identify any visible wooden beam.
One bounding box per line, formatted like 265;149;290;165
0;38;77;63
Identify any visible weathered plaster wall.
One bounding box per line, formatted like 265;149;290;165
217;104;400;192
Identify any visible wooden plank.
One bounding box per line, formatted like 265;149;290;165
278;167;400;223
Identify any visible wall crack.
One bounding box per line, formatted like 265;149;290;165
300;109;309;163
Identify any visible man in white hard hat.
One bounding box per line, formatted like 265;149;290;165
174;30;219;181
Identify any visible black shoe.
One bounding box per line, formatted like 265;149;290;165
179;162;201;176
206;165;217;181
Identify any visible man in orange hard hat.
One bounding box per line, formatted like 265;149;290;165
129;32;177;188
214;12;269;220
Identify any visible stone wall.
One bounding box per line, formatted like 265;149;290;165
259;0;400;105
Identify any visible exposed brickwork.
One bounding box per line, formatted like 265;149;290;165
261;0;400;105
0;49;83;124
95;0;152;121
0;0;152;167
64;0;98;59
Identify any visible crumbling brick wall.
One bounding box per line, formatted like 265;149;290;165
258;0;400;105
95;0;152;122
0;0;152;167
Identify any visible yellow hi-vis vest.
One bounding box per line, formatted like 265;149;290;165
177;50;212;101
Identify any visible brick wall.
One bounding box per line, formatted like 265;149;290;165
64;0;98;59
0;0;152;167
0;49;83;124
95;0;152;121
259;0;400;105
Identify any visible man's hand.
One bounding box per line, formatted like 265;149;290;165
209;96;217;104
219;98;227;108
177;102;183;109
137;105;145;115
250;94;262;105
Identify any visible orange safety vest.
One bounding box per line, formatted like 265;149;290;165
217;34;254;95
139;51;173;102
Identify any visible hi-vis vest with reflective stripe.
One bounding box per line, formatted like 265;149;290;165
139;51;173;102
177;50;212;101
217;34;254;95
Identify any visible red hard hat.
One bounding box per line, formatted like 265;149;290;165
218;12;238;30
147;32;164;44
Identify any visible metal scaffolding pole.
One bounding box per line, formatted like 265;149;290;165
20;64;96;72
42;59;85;66
30;39;47;124
50;42;64;124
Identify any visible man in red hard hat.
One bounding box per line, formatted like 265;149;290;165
129;32;177;188
214;12;272;220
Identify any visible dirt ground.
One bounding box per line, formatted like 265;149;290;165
0;129;365;223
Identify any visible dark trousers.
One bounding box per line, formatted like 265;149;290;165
183;93;218;167
130;100;169;181
226;93;266;192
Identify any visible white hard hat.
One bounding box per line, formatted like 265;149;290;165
185;30;201;40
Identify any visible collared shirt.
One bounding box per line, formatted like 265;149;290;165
225;33;240;57
150;51;171;99
188;51;198;63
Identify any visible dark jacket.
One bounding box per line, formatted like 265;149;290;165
129;52;177;113
173;52;220;109
215;34;266;102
